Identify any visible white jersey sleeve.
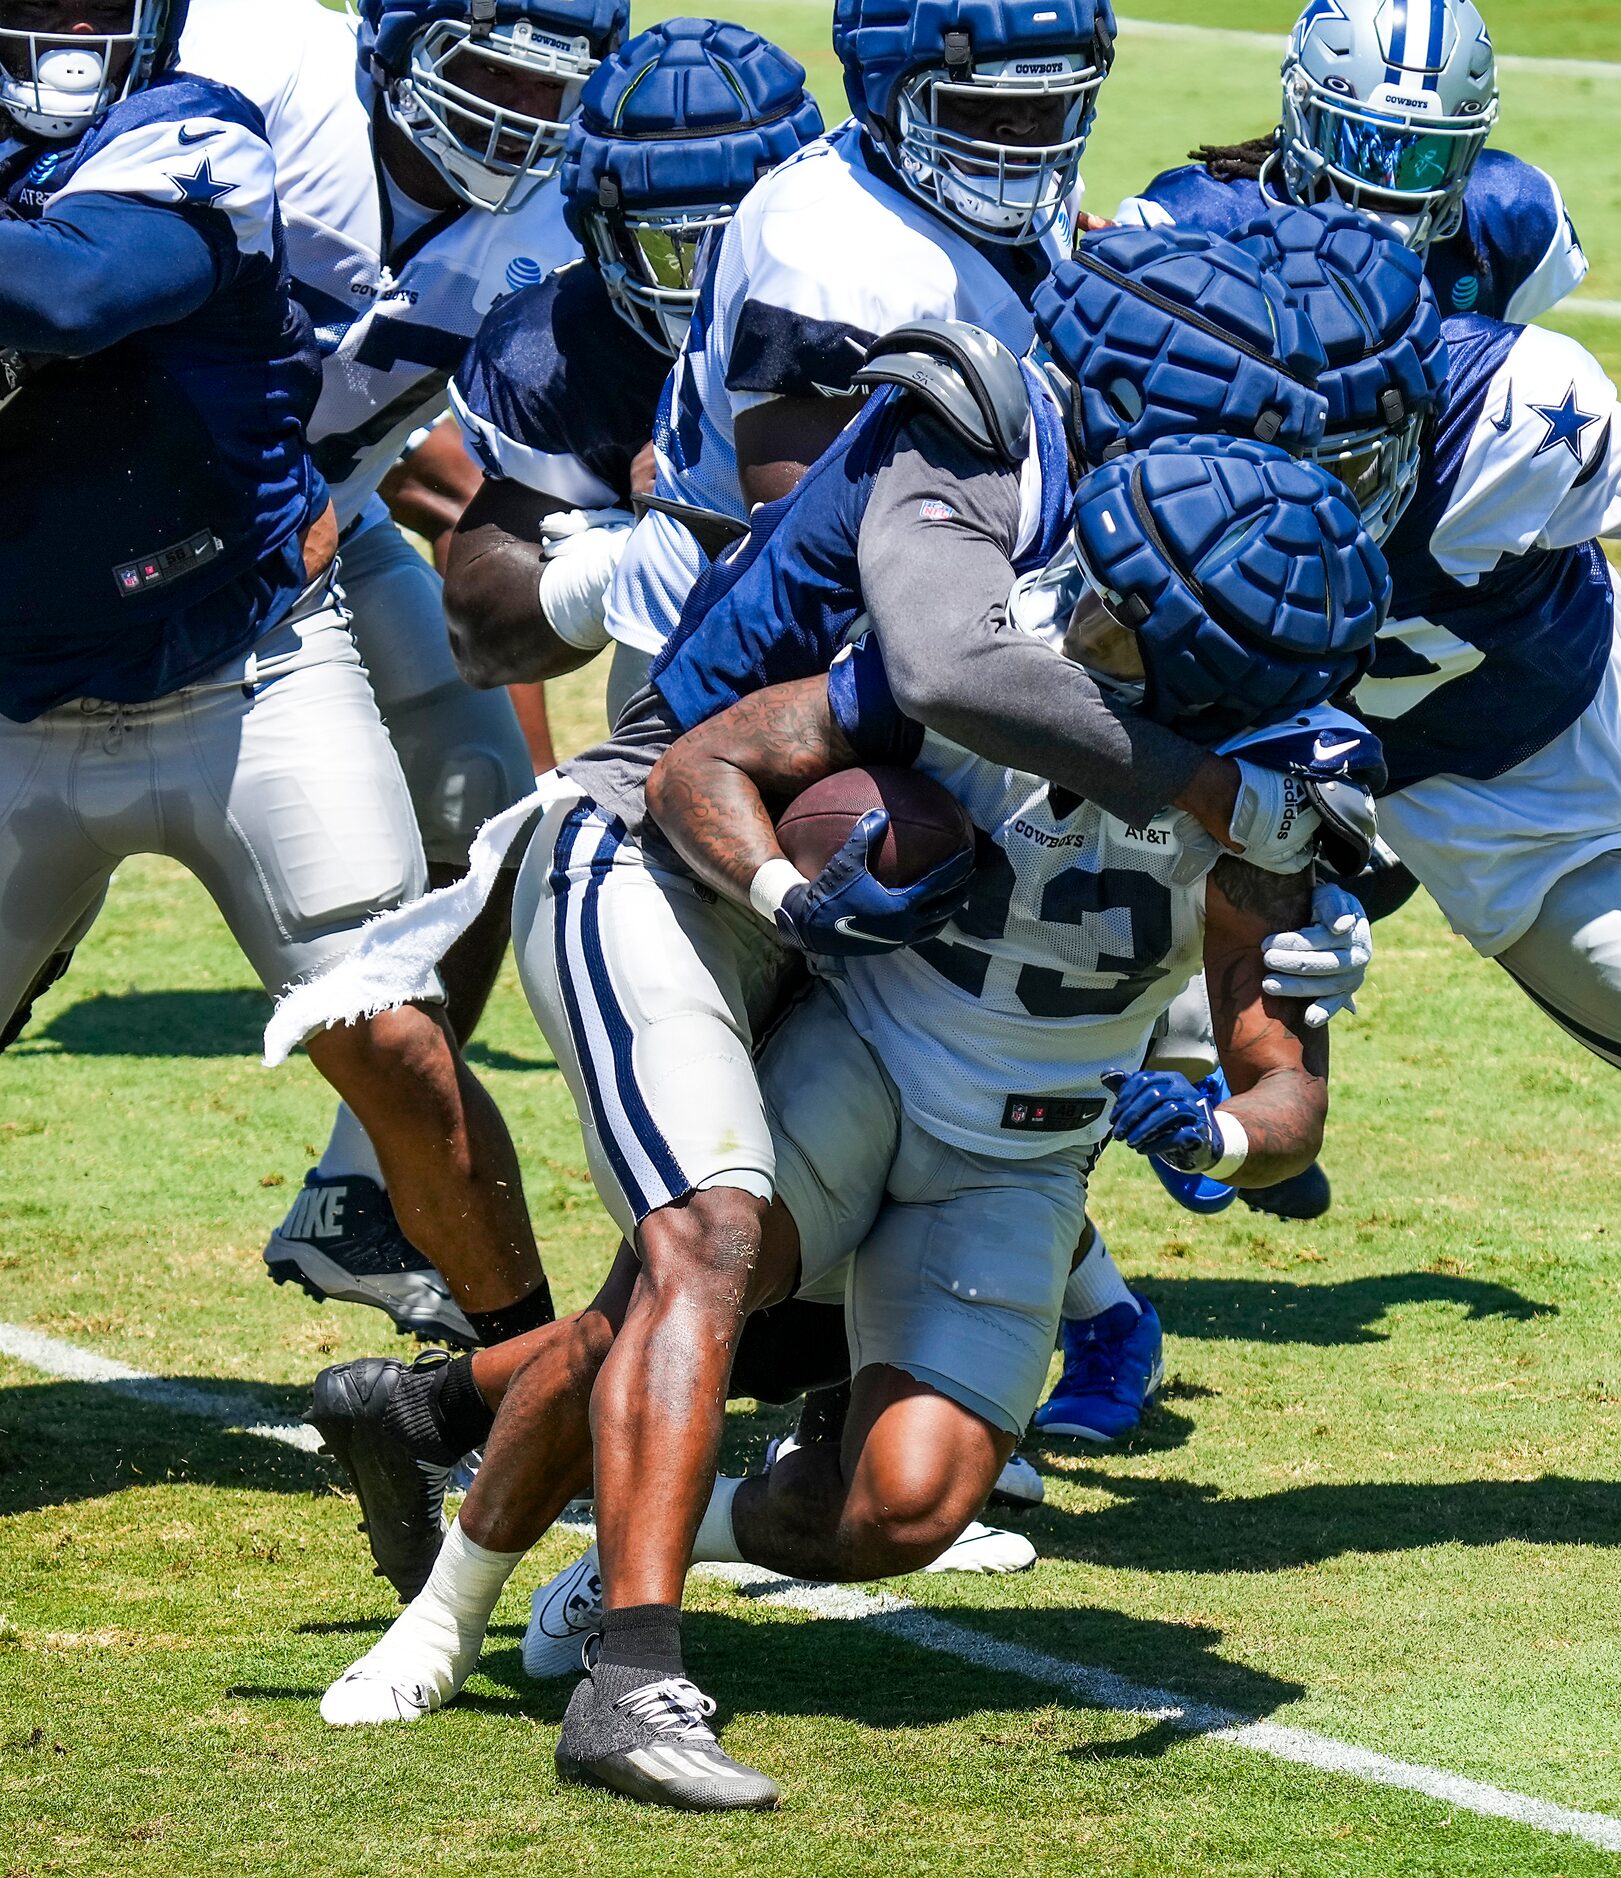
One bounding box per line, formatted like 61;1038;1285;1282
1430;324;1621;583
1501;170;1589;326
51;109;276;259
1112;193;1173;230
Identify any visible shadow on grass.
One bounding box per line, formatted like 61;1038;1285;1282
1026;1468;1621;1574
18;988;272;1058
236;1602;1304;1751
0;1377;334;1515
1143;1270;1552;1347
463;1040;558;1075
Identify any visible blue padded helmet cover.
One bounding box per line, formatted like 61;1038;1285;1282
1230;203;1450;433
561;17;823;229
1033;224;1329;462
1070;435;1391;737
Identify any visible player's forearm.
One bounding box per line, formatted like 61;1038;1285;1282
443;526;594;687
1215;1064;1328;1186
647;678;855;907
0;200;215;354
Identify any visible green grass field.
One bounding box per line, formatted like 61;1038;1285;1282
7;5;1621;1873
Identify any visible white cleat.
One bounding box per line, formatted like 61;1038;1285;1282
923;1519;1037;1575
989;1451;1045;1508
523;1542;604;1680
320;1607;479;1726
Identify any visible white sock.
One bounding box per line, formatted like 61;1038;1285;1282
316;1101;386;1190
1061;1230;1138;1324
322;1519;524;1724
688;1476;744;1565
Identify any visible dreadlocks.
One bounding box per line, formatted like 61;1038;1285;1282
1190;132;1278;183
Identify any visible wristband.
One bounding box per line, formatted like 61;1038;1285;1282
1208;1110;1249;1182
749;856;809;924
538;541;618;653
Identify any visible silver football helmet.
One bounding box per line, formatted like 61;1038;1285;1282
1269;0;1498;251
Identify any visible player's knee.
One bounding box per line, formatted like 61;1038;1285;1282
840;1473;972;1576
636;1186;767;1305
389;689;533;864
308;999;453;1089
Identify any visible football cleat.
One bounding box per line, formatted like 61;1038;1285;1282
1032;1295;1165;1443
264;1171;477;1347
987;1451;1045;1510
307;1355;451;1602
1147;1072;1237;1215
523;1542;604;1680
320;1607;474;1727
922;1520;1036;1574
1239;1161;1332;1221
557;1660;780;1811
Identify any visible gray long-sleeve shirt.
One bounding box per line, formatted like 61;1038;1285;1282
565;404;1204;840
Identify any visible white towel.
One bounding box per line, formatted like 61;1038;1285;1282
262;787;549;1067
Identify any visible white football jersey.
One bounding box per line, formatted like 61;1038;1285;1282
604;119;1079;656
179;0;580;529
836;709;1219;1161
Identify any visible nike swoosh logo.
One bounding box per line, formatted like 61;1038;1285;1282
177;126;219;146
832;918;903;943
1491;386;1514;434
1313;736;1361;763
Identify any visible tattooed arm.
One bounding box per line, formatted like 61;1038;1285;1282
646;676;858;908
1203;856;1330;1186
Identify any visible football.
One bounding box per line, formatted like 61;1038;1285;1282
775;766;976;886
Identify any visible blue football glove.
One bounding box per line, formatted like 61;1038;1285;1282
775;809;975;959
1103;1068;1225;1173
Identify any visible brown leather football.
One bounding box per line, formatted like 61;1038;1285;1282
776;766;975;886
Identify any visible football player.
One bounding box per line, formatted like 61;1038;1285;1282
442;17;825;751
175;0;621;1343
1243;205;1621;1066
282;235;1367;1605
0;0;549;1348
1118;0;1587;326
314;437;1388;1812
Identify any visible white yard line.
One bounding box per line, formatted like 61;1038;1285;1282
0;1320;322;1452
1113;16;1621;80
5;1320;1621;1853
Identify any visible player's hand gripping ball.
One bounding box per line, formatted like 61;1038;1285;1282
1103;1068;1225;1173
772;768;976;958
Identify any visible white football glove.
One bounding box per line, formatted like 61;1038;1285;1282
537;506;635;653
1261;882;1372;1029
1227;762;1321;874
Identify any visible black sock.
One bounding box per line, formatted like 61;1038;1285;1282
427;1354;495;1457
465;1278;555;1349
596;1603;684;1677
378;1355;461;1466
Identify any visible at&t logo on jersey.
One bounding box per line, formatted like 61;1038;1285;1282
505;255;545;294
1451;275;1481;311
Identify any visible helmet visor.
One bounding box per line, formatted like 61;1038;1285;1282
1307;412;1426;541
1010;531;1147;704
1293;80;1492;211
586;202;732;355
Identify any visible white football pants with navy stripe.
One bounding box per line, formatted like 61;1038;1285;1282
510;783;792;1239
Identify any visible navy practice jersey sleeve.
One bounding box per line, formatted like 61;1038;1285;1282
451;260;669;509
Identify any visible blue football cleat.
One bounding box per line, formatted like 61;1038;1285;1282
1032;1295;1165;1443
1146;1072;1236;1214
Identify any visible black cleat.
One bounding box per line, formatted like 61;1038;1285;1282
307;1355;452;1601
1239;1161;1332;1221
265;1172;477;1347
556;1661;780;1812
